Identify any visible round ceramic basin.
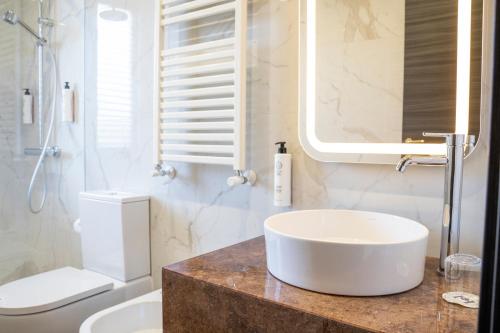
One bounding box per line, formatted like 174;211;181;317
264;209;429;296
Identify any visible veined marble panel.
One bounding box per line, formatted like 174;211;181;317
316;0;405;144
85;0;492;288
0;0;484;288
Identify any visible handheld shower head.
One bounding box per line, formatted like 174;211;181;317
1;9;46;44
2;10;18;25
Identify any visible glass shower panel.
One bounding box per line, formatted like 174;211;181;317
0;0;28;284
0;0;82;285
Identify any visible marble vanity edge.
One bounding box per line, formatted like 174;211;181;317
161;237;478;333
162;268;374;333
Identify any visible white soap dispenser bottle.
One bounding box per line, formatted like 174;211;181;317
274;141;292;207
62;82;75;123
22;89;33;124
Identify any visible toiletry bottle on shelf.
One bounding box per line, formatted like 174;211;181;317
22;89;33;124
62;82;74;123
274;141;292;207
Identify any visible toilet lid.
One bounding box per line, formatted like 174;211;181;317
0;267;114;316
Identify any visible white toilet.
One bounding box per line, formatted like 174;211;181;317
0;191;153;333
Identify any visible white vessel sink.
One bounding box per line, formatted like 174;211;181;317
264;210;429;296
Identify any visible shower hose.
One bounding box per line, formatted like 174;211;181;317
27;46;57;214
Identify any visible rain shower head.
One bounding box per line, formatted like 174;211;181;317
2;9;46;44
99;8;128;22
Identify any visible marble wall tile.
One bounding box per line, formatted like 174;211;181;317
81;0;491;288
85;0;494;288
2;0;491;289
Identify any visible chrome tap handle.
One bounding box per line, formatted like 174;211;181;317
227;170;257;187
422;132;453;138
152;163;176;180
422;132;466;146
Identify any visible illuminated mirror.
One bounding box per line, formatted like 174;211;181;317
299;0;483;164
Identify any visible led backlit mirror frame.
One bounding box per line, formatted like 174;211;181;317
298;0;480;164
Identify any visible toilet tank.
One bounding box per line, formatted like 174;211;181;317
79;191;150;282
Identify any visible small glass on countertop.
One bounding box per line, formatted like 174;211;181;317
442;253;481;308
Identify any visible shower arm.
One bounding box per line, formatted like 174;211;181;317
2;9;47;45
17;19;47;44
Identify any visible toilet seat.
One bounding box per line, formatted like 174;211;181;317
0;267;115;316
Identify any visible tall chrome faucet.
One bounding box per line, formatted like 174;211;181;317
396;132;466;275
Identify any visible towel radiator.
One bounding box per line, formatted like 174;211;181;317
153;0;254;186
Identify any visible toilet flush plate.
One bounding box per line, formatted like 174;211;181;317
0;267;115;316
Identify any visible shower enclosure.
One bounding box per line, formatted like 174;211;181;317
0;0;81;286
3;2;61;215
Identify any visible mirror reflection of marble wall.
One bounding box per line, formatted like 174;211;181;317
315;0;482;145
316;0;404;144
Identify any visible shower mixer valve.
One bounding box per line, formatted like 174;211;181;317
24;146;61;158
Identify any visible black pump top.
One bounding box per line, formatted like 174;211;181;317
24;89;30;95
64;82;70;89
275;141;287;154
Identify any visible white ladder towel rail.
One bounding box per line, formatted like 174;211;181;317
153;0;250;181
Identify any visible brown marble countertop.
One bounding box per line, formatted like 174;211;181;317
164;237;478;332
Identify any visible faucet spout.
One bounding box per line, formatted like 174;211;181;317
396;156;448;173
396;133;465;275
396;156;412;172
